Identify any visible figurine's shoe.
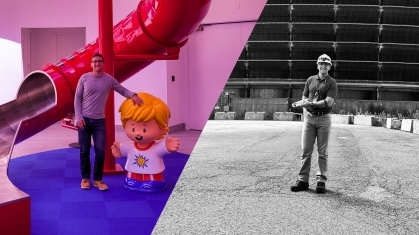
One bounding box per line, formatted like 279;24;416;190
124;177;167;193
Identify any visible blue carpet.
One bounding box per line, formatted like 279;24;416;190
8;148;189;235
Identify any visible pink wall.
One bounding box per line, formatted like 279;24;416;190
202;0;266;24
0;39;23;104
172;0;267;130
166;59;183;127
183;22;257;130
115;61;168;123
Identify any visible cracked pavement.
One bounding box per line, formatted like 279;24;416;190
153;120;419;235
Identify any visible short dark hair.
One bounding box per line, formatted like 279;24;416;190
91;53;104;62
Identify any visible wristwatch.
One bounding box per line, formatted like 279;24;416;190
310;102;315;108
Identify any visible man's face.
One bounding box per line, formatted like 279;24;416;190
91;56;104;73
124;119;165;145
317;62;331;75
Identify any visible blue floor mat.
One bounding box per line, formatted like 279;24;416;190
8;147;189;235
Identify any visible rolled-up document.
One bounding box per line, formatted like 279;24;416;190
292;100;306;107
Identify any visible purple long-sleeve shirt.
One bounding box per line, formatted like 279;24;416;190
74;72;136;125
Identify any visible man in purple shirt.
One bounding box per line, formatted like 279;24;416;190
74;53;143;191
290;54;338;194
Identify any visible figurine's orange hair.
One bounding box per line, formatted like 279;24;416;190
119;92;170;140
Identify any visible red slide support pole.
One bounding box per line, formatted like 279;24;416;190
98;0;124;174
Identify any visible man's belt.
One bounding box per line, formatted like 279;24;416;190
308;111;328;116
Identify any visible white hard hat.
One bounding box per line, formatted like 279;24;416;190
317;54;332;65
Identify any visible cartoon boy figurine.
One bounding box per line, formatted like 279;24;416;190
111;92;180;193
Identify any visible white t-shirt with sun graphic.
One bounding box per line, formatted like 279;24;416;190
120;140;169;174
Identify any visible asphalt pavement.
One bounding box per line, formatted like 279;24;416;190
153;120;419;235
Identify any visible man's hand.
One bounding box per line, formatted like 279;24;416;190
131;94;144;106
300;99;312;109
76;120;86;129
111;142;122;158
292;99;308;107
165;136;180;152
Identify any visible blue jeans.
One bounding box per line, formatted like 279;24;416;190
78;117;106;181
298;113;331;183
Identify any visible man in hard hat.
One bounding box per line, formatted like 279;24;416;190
290;54;338;194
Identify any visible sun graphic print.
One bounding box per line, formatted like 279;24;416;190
133;154;149;168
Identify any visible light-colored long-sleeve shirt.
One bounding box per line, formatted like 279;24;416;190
74;72;136;124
